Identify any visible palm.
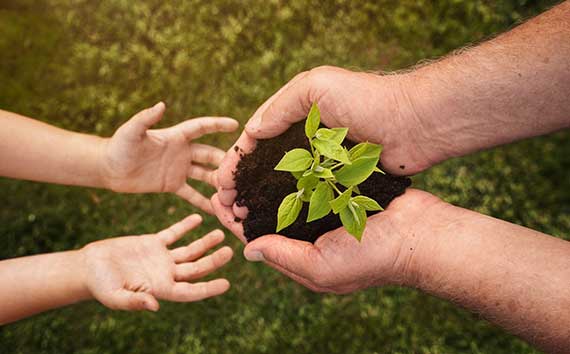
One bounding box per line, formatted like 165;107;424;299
82;215;233;311
107;129;189;193
85;236;175;303
238;189;444;294
102;102;238;213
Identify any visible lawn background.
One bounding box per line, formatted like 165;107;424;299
1;1;569;353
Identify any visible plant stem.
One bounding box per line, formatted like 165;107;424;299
327;180;342;195
309;138;316;156
330;162;344;170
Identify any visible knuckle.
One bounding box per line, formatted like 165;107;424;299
308;65;335;81
292;70;310;82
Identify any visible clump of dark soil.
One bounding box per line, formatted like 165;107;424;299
234;122;411;243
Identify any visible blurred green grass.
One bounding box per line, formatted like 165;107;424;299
1;0;568;353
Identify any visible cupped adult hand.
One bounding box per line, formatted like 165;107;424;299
213;65;443;241
213;189;447;293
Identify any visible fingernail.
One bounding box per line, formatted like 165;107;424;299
244;250;265;262
245;113;261;131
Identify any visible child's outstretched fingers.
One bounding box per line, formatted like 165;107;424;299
170;229;225;263
176;184;215;214
170;279;231;302
118;102;166;140
171;117;238;141
157;214;203;245
174;246;233;281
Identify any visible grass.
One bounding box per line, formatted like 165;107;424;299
1;1;568;353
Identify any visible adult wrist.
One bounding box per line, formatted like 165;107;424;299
395;69;455;168
395;197;465;289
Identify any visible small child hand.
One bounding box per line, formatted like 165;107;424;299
81;214;233;312
101;102;239;214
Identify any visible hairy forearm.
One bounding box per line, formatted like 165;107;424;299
405;1;570;164
0;110;107;188
411;204;570;353
0;250;90;324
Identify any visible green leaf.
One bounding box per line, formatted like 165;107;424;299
307;182;333;222
276;192;303;232
300;190;312;202
305;103;320;138
297;174;319;191
340;203;367;240
315;127;348;144
275;148;313;172
330;187;352;214
313;166;334;179
352;195;383;211
292;171;304;179
313;139;351;164
334;156;379;187
349;142;382;160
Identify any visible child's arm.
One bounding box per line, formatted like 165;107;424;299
0;103;238;213
0;214;233;325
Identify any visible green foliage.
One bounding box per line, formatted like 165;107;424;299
352;196;383;211
274;148;313;172
339;202;367;241
0;0;563;353
276;192;304;232
274;103;384;239
307;182;333;222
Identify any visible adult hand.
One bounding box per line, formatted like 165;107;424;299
102;102;239;214
213;66;441;240
81;214;233;311
214;189;446;293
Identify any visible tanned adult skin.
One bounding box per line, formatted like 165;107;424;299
214;2;570;352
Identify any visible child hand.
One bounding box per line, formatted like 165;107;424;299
81;214;233;312
101;102;239;214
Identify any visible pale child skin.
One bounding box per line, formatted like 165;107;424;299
0;103;239;324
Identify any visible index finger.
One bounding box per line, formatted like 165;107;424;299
170;117;239;141
217;130;257;191
245;71;311;139
157;214;203;245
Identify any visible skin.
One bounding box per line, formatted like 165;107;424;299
0;214;233;325
213;1;570;352
1;102;238;323
0;102;239;214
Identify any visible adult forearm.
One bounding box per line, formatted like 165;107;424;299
0;110;107;188
0;250;90;324
404;1;570;164
410;204;570;353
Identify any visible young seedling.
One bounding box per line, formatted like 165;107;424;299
274;102;385;241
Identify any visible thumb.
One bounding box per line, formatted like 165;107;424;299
104;289;160;312
245;71;312;139
243;234;322;280
122;102;166;139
